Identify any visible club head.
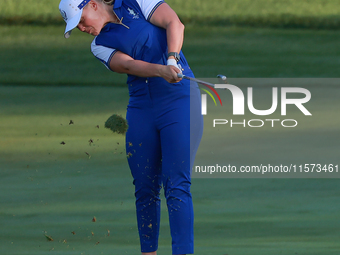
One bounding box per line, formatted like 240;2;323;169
217;74;227;83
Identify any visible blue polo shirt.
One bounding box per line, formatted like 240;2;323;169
91;0;190;86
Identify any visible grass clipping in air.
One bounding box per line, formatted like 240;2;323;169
105;114;128;134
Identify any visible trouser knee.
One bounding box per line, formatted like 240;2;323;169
164;182;192;204
134;185;161;208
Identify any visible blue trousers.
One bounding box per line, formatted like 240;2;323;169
125;74;203;254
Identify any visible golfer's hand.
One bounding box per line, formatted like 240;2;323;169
160;65;182;83
161;58;182;83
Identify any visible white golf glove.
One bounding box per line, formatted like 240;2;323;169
167;59;182;74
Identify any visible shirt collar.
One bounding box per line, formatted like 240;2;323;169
113;0;122;9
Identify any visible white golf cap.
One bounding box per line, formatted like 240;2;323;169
59;0;91;38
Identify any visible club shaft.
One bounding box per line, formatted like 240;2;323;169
177;73;215;88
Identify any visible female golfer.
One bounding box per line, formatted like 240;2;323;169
59;0;203;254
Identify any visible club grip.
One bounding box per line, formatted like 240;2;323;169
177;73;184;79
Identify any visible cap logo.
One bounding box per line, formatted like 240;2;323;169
59;9;68;21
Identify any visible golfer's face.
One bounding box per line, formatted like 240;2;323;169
77;4;102;36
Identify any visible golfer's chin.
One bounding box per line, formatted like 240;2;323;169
87;28;98;36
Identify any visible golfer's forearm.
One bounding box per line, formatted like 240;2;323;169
114;59;164;78
166;21;184;55
112;58;180;83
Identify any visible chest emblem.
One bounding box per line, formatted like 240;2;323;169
127;7;139;19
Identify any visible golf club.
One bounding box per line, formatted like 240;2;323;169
177;73;227;106
217;74;227;83
177;73;228;87
177;73;216;88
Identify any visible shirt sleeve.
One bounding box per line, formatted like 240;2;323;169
91;39;117;70
135;0;164;21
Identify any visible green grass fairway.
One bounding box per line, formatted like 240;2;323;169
1;26;340;86
3;0;339;20
2;0;340;29
1;13;340;254
1;85;340;255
